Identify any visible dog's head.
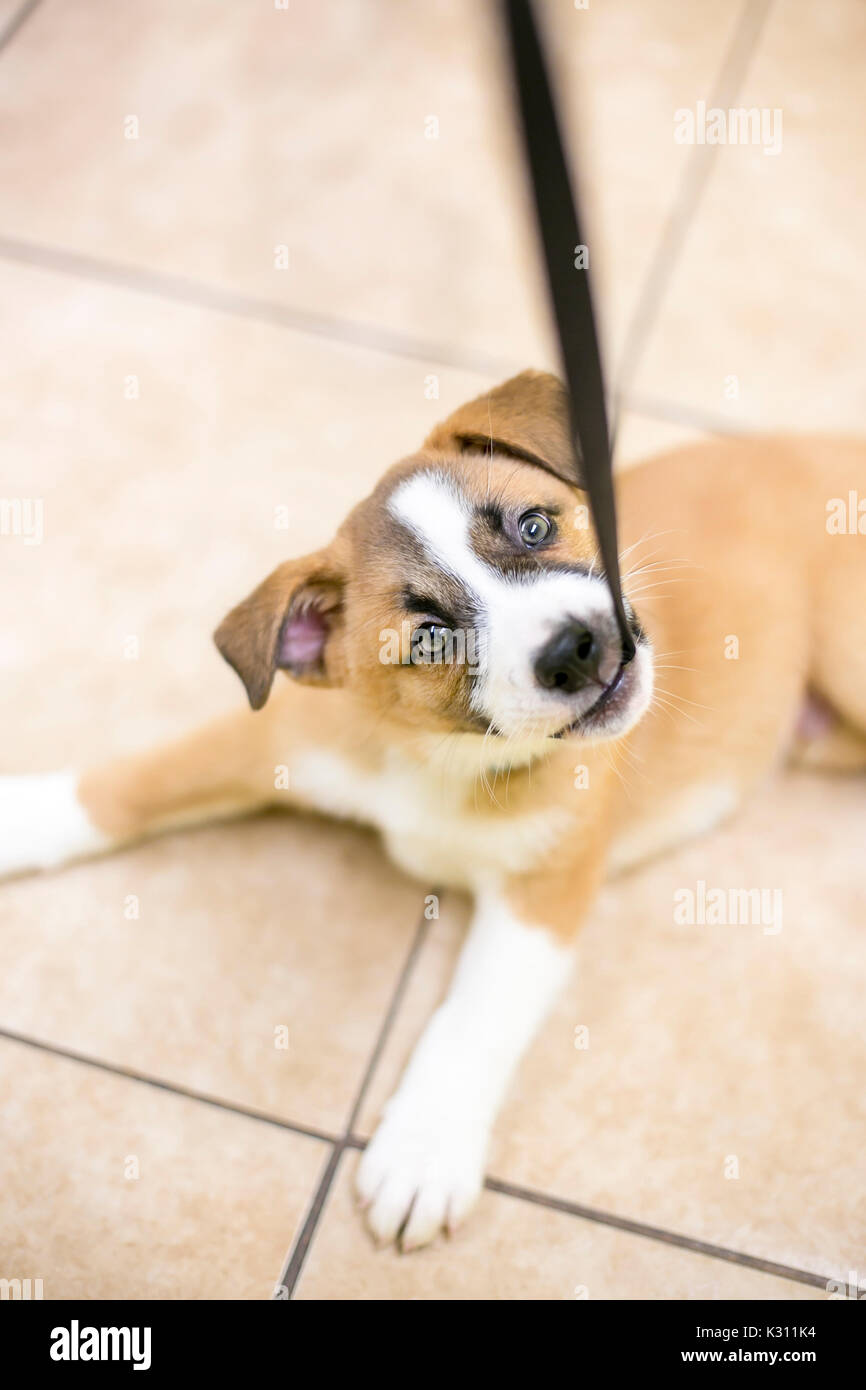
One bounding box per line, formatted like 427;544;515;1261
215;370;653;750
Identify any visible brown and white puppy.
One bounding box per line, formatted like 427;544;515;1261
2;370;865;1251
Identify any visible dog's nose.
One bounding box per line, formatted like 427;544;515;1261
534;620;602;694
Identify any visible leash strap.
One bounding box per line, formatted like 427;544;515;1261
502;0;635;663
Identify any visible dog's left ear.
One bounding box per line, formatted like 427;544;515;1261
423;369;582;487
214;543;346;710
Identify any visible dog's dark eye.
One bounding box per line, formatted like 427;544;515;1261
518;510;553;547
412;623;451;663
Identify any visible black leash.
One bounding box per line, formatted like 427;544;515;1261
502;0;635;664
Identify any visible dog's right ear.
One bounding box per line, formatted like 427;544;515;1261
214;544;346;710
423;369;582;488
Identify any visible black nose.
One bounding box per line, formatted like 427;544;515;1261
534;621;601;694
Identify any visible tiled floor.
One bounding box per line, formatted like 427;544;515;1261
0;0;863;1300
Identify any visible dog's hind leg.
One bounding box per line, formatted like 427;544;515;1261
790;696;866;773
0;706;281;879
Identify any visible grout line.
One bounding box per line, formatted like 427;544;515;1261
275;901;433;1299
481;1176;829;1293
341;908;436;1137
613;0;776;404
0;0;43;54
0;995;827;1294
339;1133;828;1294
0;232;757;443
0;234;516;380
0;1024;338;1147
0;236;768;445
273;1143;342;1301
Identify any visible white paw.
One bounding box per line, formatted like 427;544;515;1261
355;1099;486;1251
0;772;108;879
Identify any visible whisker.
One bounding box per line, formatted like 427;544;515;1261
653;684;715;713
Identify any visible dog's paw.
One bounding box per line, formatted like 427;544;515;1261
355;1100;486;1252
0;772;108;879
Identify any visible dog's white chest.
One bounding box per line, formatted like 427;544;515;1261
289;747;567;888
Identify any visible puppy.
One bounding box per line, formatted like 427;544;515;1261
3;370;865;1251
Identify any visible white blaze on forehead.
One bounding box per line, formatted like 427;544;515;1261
388;471;619;732
389;470;495;602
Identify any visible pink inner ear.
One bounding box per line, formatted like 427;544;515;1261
277;607;328;670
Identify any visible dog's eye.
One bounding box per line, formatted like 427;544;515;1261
518;510;553;547
412;623;451;663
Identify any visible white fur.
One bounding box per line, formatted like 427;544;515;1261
389;471;650;738
0;772;110;878
290;746;570;888
356;887;573;1247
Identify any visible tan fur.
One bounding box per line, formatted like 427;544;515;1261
76;374;866;948
424;368;580;486
792;721;866;773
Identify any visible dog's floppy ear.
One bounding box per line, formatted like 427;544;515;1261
423;369;583;487
214;544;346;710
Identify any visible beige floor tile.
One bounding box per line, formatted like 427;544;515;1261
357;772;866;1282
294;1151;823;1300
630;0;866;428
0;1035;329;1299
0;0;739;376
0;813;423;1133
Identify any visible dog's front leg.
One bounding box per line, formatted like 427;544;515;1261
356;872;599;1251
0;704;283;879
